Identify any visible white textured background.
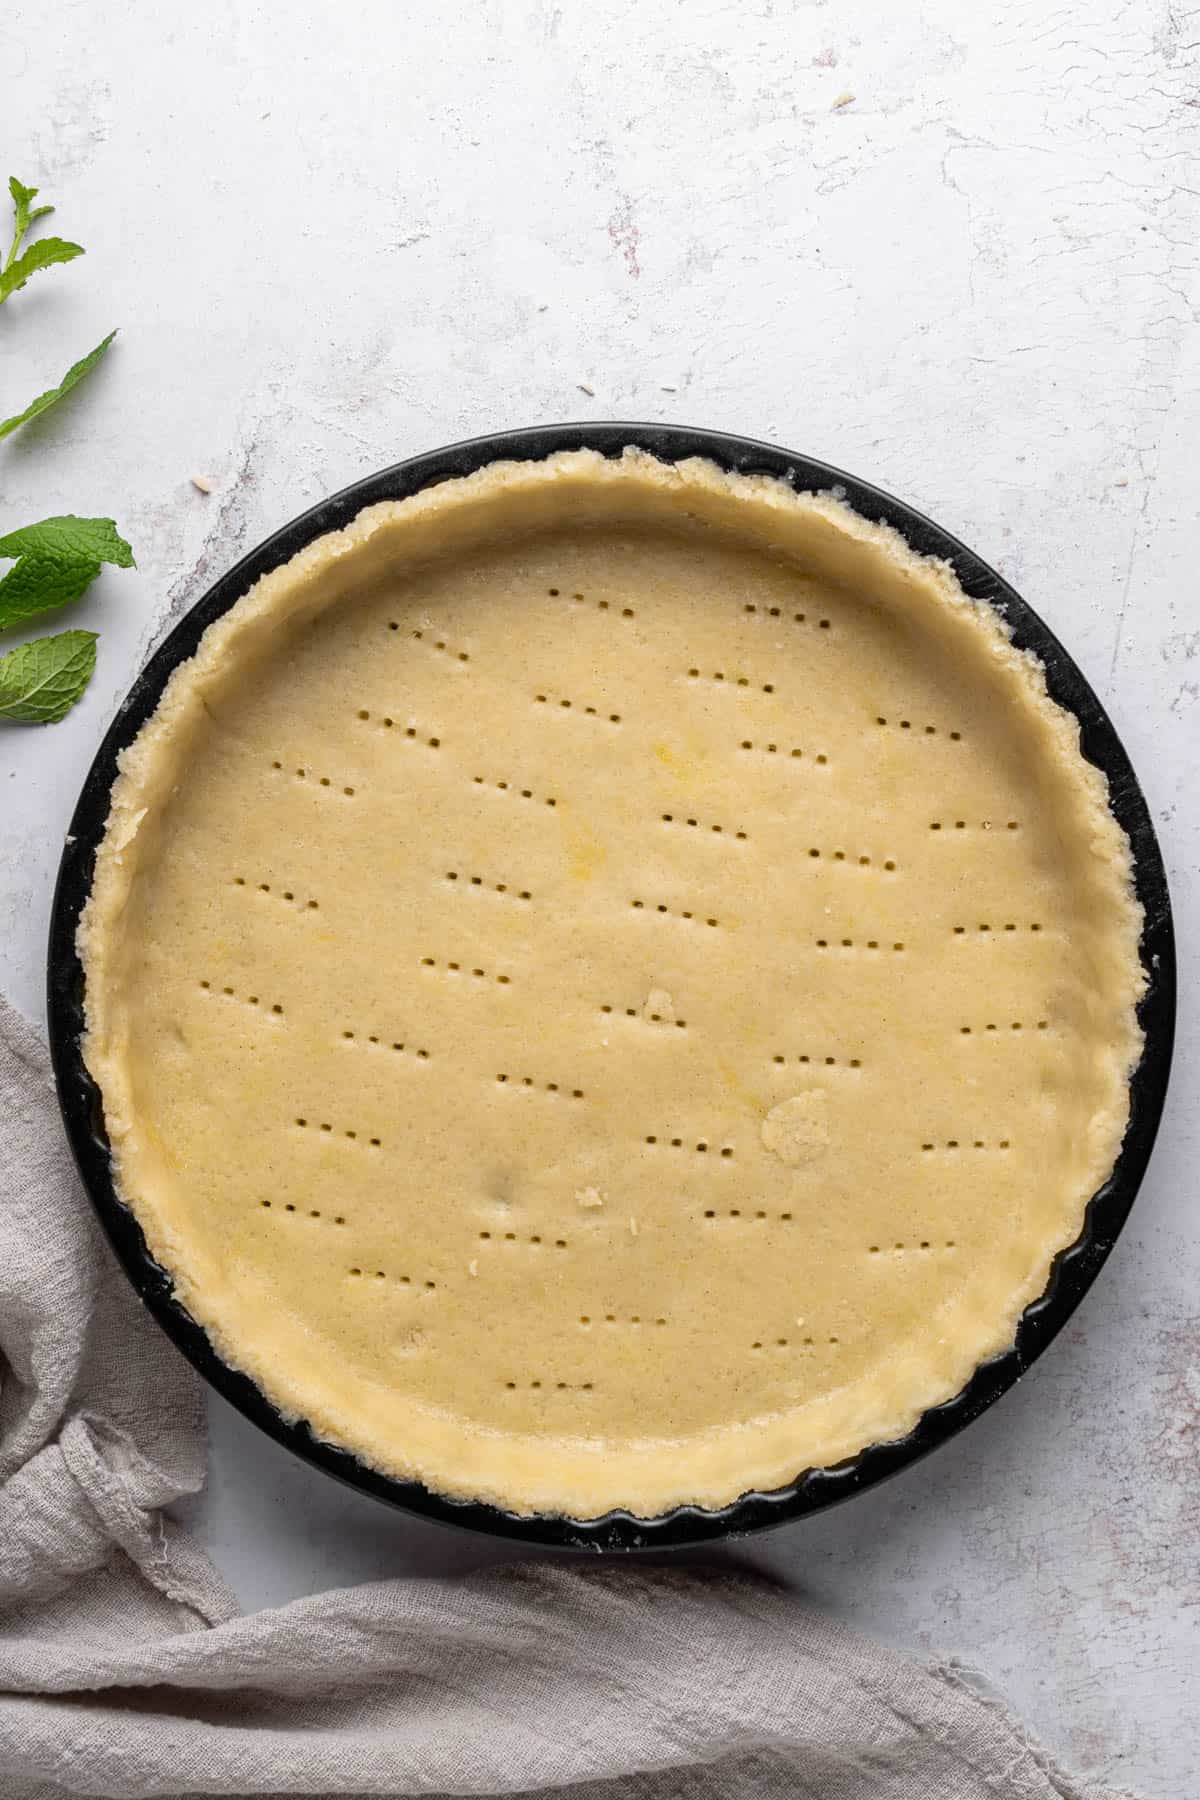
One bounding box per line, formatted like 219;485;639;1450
1;3;1197;1794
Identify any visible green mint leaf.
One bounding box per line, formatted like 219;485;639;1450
0;629;97;722
0;235;85;304
0;514;135;633
0;331;117;439
0;553;101;632
0;514;135;567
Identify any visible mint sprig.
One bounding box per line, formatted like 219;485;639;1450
0;177;131;725
1;176;116;442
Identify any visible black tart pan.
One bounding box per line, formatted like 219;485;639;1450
47;423;1175;1550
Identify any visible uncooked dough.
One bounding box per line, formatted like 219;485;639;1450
79;449;1143;1519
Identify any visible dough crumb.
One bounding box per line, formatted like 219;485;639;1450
190;473;215;494
642;986;675;1024
832;91;856;110
576;1186;605;1209
468;1259;479;1277
576;378;596;396
762;1093;829;1168
629;1216;639;1237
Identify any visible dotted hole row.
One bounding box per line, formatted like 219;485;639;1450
876;716;961;739
505;1378;595;1390
773;1053;862;1068
808;848;896;869
478;1230;569;1248
496;1074;585;1098
870;1241;957;1254
270;761;355;795
743;603;830;628
356;710;441;747
953;923;1043;935
960;1021;1048;1035
261;1200;346;1223
815;938;905;952
446;870;532;900
348;1267;437;1287
752;1335;840;1349
704;1207;794;1222
232;877;319;910
420;957;512;983
473;775;557;806
661;812;747;840
341;1030;430;1059
631;900;720;926
550;585;634;617
294;1117;381;1146
601;1005;688;1029
199;980;284;1015
535;691;621;722
579;1314;668;1327
645;1136;734;1156
739;740;827;762
921;1139;1011;1152
688;666;775;694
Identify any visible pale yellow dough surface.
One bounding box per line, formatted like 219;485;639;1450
80;450;1144;1518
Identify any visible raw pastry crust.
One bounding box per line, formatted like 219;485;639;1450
79;450;1144;1519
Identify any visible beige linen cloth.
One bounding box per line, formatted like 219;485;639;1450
0;991;1134;1800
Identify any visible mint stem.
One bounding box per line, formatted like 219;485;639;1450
2;214;25;283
